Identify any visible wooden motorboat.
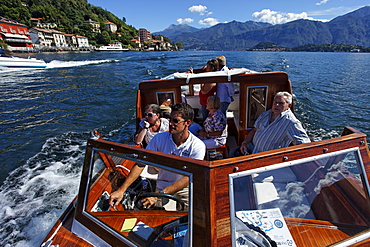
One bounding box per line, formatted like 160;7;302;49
42;69;370;246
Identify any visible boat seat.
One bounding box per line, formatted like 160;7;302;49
140;165;158;180
207;144;228;160
216;144;228;157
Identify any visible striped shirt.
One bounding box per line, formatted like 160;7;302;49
251;109;310;154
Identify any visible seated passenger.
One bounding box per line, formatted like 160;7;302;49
198;95;227;149
134;104;169;146
230;91;311;157
110;103;206;210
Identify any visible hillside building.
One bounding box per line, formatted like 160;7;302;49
105;22;117;33
138;28;151;42
0;16;33;51
52;29;67;47
65;34;77;47
76;35;89;48
84;19;100;33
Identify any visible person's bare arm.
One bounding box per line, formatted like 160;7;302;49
201;83;216;94
109;164;145;207
134;120;150;145
134;127;147;145
162;176;189;195
199;129;223;138
142;176;189;208
240;128;257;153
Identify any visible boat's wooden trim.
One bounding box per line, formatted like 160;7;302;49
43;224;94;247
136;89;142;128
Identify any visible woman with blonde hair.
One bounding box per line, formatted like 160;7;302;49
198;95;227;149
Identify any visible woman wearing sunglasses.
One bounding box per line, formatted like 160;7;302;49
198;95;227;149
134;104;169;147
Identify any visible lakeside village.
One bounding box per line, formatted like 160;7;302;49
0;16;175;53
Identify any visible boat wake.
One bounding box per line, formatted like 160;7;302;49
45;59;118;69
0;121;132;246
0;59;117;73
0;132;86;247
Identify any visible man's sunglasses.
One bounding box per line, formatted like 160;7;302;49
144;112;155;117
169;118;185;124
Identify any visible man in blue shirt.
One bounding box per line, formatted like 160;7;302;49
216;55;234;116
230;91;310;156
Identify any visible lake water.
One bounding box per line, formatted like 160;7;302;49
0;50;369;246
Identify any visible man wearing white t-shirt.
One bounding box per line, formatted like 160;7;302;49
109;103;206;210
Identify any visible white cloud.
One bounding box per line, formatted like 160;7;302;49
177;18;194;24
252;9;327;24
316;0;330;6
198;17;219;26
308;6;361;17
189;5;208;15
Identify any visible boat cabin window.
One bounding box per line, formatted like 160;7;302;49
246;86;268;128
81;148;193;246
156;91;175;107
229;147;370;247
181;85;191;96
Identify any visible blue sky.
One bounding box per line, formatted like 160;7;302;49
88;0;369;32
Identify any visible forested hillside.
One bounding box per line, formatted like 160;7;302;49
0;0;137;46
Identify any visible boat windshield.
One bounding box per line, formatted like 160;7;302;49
229;147;370;246
77;147;192;246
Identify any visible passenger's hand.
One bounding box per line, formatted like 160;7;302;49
143;120;150;129
141;197;157;208
198;130;207;137
109;190;124;207
139;119;145;128
240;143;248;155
139;119;150;129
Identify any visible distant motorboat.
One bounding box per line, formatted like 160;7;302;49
0;48;47;68
95;43;129;51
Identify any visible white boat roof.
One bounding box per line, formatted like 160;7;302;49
162;68;257;83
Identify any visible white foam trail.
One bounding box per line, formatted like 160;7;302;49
0;132;86;246
45;59;118;68
0;59;118;73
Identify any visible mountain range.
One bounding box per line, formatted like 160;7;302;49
153;6;370;50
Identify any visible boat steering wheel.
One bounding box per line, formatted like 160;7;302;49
134;192;186;211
